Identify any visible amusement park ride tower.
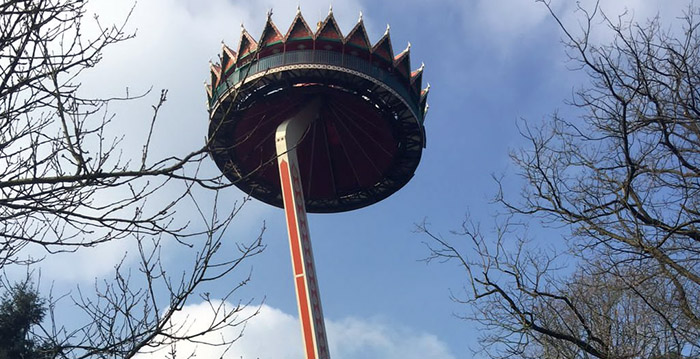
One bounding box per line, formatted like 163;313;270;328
206;8;429;359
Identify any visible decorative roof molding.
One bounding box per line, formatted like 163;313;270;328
211;11;427;115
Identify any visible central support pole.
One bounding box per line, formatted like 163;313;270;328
276;98;330;359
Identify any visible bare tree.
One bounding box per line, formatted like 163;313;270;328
0;0;224;264
420;1;700;358
1;0;265;357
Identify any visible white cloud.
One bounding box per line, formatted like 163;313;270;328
328;316;456;359
136;303;456;359
462;0;694;49
471;0;550;40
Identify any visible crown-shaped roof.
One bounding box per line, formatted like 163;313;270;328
210;10;428;117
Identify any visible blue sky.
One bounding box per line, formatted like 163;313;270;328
18;0;695;358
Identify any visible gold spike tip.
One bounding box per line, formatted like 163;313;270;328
358;11;363;22
407;41;411;50
329;4;333;15
420;62;425;71
297;4;301;14
385;23;390;34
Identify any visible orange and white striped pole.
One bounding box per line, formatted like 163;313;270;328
275;98;330;359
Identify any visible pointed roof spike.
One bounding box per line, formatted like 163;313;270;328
259;15;284;49
422;83;431;96
411;67;424;77
345;13;370;50
410;66;424;90
385;23;390;34
371;25;394;63
297;4;301;14
395;42;410;59
411;61;424;90
358;11;363;22
393;43;411;78
316;10;343;41
329;4;333;15
420;84;430;101
222;44;237;60
420;88;429;104
222;43;236;55
235;27;258;62
285;10;314;42
210;62;222;87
